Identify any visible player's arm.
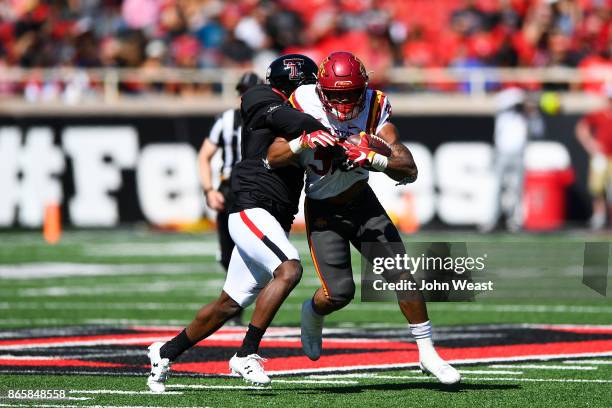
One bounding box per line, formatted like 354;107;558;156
198;137;224;211
267;136;297;166
576;116;601;156
265;104;335;168
376;122;418;184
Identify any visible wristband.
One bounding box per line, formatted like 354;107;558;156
371;153;388;172
289;138;305;154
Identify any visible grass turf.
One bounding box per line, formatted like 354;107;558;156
0;229;610;407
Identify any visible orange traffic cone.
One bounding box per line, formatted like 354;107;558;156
398;192;419;234
43;203;61;244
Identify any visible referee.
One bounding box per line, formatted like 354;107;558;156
198;72;262;325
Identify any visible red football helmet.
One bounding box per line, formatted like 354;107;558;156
317;51;369;121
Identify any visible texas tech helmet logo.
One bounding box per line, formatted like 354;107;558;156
283;58;304;80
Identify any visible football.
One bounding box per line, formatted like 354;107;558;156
345;132;392;157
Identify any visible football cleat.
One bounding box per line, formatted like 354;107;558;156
229;354;271;386
419;357;461;385
147;342;171;393
300;299;324;361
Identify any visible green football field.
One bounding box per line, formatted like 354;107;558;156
0;229;610;408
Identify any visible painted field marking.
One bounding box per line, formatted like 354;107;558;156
0;369;149;376
2;301;611;315
0;302;206;311
166;379;359;388
489;364;597;370
0;405;202;408
0;318;190;327
457;370;523;375
82;241;219;257
0;263;209;279
11;279;222;297
0;397;91;401
563;359;612;365
165;384;268;390
0;354;60;360
427;304;612;314
68;390;183;396
310;374;612;384
461;376;612;384
263;379;359;385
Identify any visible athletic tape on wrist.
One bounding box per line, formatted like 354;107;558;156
289;138;304;154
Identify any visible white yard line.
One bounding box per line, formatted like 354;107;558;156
272;379;359;385
489;364;597;370
457;370;523;375
427;304;612;314
0;300;612;316
165;384;267;390
82;242;219;257
166;379;359;388
267;351;612;376
0;369;150;376
563;359;612;365
0;318;190;328
0;336;173;350
0;354;60;360
0;397;91;401
309;373;612;383
0;301;206;311
68;390;183;396
461;376;612;384
10;280;222;297
0;405;201;408
0;263;208;279
0;351;144;359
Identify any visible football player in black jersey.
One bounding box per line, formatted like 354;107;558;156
146;54;337;390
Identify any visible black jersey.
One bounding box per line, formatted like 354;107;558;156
231;84;327;230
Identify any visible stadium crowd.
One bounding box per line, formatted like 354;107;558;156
0;0;609;96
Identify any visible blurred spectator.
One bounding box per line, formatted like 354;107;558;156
482;87;528;232
0;0;608;96
575;85;612;230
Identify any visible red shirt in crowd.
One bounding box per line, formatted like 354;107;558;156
585;107;612;156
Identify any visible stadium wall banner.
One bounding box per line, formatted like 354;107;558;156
0;114;589;229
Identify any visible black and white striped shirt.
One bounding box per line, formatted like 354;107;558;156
209;108;242;180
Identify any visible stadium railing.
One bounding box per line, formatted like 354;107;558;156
0;66;609;114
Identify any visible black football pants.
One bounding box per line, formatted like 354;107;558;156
305;185;417;306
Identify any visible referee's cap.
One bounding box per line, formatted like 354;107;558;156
236;72;263;94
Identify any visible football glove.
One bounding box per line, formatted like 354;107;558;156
289;130;336;153
342;143;388;172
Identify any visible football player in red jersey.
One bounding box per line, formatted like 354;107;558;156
267;51;461;385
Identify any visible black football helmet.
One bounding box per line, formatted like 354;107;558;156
265;54;318;97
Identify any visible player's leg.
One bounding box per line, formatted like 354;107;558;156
352;186;460;385
147;247;255;392
218;180;235;271
217;188;242;325
301;199;355;360
226;208;302;383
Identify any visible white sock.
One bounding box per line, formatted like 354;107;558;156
409;320;441;362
